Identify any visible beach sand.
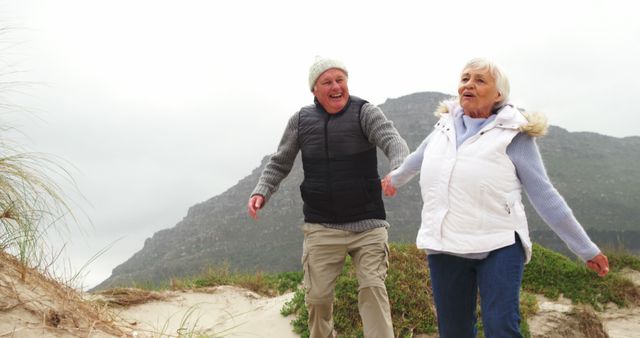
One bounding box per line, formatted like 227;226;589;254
115;285;298;337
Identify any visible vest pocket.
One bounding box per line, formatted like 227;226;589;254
479;182;517;231
331;178;382;216
506;191;525;224
300;180;331;212
363;178;383;210
331;179;367;215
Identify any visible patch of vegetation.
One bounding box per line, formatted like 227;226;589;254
282;244;438;338
280;286;309;336
282;243;640;337
385;243;437;336
282;244;543;338
606;249;640;272
128;265;303;297
187;266;302;296
523;243;640;309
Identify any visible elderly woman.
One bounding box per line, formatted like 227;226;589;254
382;58;609;338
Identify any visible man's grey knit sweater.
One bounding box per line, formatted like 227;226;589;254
251;102;410;232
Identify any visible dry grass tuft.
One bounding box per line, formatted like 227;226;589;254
570;306;609;338
96;287;170;307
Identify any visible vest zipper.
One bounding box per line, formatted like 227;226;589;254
324;114;334;219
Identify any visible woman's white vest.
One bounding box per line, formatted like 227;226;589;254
417;103;534;263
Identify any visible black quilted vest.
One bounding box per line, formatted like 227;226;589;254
298;96;386;223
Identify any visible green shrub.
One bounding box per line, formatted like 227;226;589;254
282;243;437;338
280;287;308;335
607;249;640;272
385;244;437;336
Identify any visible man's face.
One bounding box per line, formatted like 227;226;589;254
312;68;349;114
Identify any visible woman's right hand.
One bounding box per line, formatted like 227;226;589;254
381;175;397;197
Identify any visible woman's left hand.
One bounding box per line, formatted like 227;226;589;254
586;252;610;277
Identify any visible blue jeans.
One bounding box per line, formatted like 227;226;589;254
427;236;525;338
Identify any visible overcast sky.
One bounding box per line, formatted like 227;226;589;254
2;0;638;289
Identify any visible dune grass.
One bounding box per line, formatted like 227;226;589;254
0;137;77;279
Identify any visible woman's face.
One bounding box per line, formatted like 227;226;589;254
312;68;350;114
458;67;502;118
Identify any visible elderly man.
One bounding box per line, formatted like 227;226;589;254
248;56;409;338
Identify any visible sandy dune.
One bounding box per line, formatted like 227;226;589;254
115;286;298;338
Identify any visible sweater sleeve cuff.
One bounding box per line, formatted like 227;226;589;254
250;184;272;203
576;244;601;262
389;158;405;171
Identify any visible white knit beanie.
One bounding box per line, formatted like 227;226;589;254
308;56;348;91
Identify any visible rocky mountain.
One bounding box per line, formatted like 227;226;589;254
94;92;640;290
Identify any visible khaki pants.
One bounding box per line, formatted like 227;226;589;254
301;223;394;338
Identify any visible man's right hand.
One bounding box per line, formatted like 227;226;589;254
248;195;265;219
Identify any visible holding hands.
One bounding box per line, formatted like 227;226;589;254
381;175;397;197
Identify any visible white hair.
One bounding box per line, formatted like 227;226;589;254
462;58;510;106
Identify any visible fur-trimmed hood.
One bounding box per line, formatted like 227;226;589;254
434;99;548;137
